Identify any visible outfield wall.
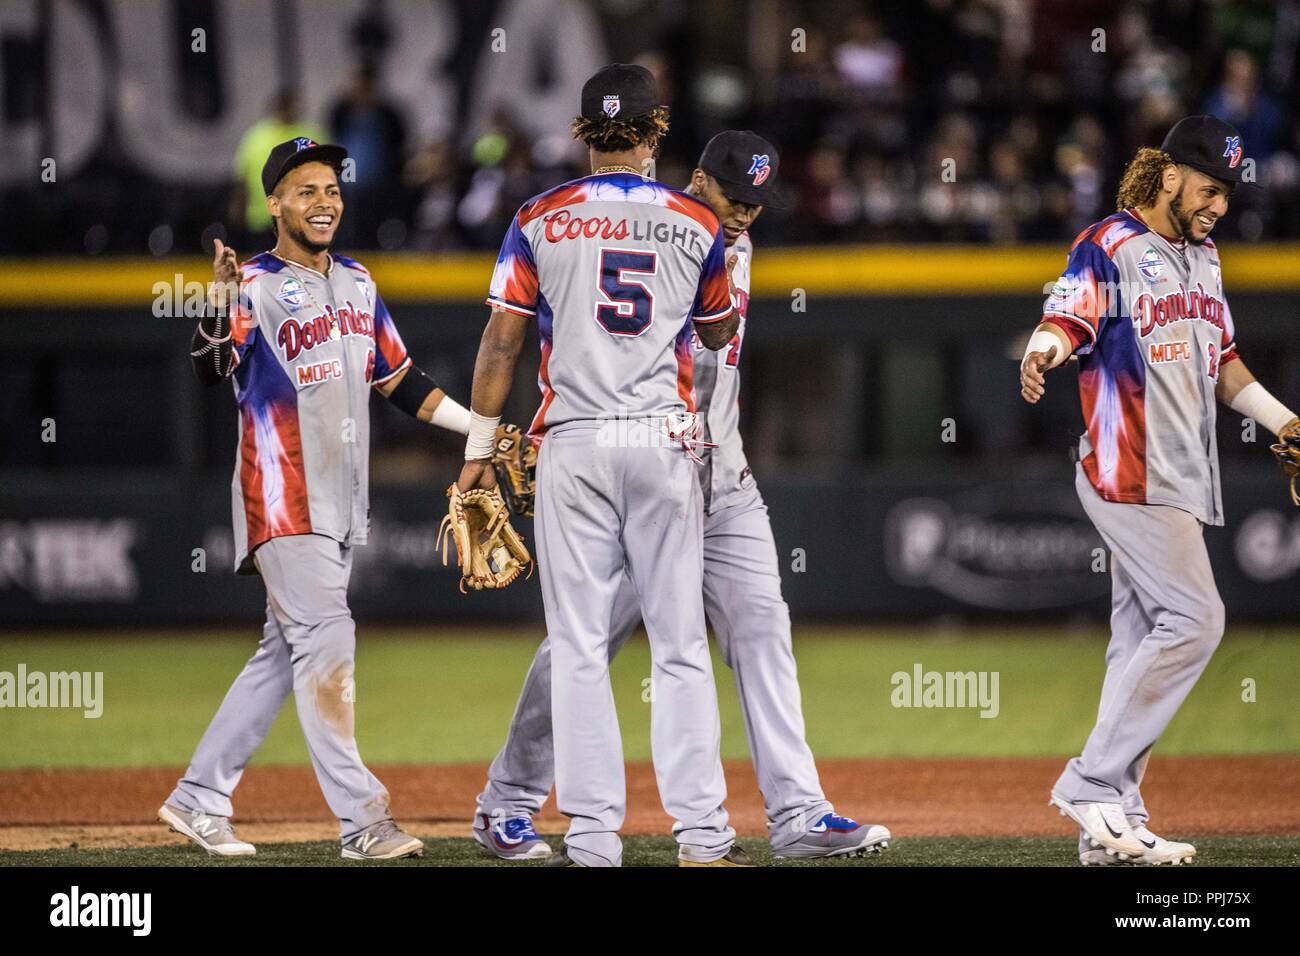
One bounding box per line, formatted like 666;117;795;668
2;248;1298;625
3;468;1297;626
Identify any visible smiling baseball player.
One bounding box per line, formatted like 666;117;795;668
1021;116;1300;865
470;131;892;863
162;138;476;861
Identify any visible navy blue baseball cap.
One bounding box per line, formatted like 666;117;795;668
698;130;789;209
262;137;348;195
580;63;660;121
1160;115;1251;186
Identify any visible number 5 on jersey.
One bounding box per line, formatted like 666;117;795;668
595;249;656;336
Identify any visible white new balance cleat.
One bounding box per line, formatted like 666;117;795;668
1078;823;1196;866
159;803;256;857
341;820;424;860
1050;795;1146;859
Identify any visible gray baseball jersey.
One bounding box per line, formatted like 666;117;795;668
1043;208;1237;525
485;171;733;439
694;231;757;513
228;252;410;572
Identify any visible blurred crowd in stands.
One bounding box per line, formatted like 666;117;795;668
16;0;1300;254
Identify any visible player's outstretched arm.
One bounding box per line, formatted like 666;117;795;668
1217;358;1299;437
1019;321;1074;404
1219;357;1300;505
376;366;473;434
457;309;529;492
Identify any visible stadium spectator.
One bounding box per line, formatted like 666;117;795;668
329;64;409;247
404;136;460;251
15;2;1300;252
229;90;326;246
1204;49;1284;160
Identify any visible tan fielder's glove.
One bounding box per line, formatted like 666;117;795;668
490;423;537;517
1270;418;1300;506
437;483;533;591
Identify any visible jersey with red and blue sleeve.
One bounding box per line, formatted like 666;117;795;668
1043;209;1237;525
224;252;410;571
486;171;732;440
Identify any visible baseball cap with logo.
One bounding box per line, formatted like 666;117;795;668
698;130;789;209
1160;115;1252;186
580;63;660;121
261;137;349;196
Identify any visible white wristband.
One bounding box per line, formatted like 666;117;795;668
464;410;501;460
431;395;472;435
1023;328;1067;368
1229;381;1297;437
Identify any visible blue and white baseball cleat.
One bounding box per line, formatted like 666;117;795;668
773;812;891;860
473;814;553;860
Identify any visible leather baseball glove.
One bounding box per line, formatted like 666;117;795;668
1270;418;1300;506
437;482;533;591
490;423;537;517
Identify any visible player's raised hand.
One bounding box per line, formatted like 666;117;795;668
725;252;739;298
1020;345;1058;404
209;238;242;310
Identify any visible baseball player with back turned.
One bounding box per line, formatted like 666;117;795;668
455;64;747;867
1021;115;1300;865
162;137;479;860
471;131;892;862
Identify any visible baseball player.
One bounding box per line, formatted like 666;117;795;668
470;131;892;862
1021;116;1299;865
454;64;746;867
161;137;477;860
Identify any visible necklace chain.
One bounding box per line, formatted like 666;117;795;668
594;164;640;175
270;249;340;339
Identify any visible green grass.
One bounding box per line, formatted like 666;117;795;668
0;628;1297;769
3;835;1297;867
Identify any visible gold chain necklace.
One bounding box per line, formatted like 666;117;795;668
593;164;640;175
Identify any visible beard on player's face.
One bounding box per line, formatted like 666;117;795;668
1168;176;1226;246
281;216;334;256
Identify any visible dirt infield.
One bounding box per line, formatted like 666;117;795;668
3;756;1297;851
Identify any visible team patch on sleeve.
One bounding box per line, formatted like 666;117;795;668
1042;238;1122;353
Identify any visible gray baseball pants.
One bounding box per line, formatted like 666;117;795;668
532;420;735;867
168;533;392;839
1053;465;1225;816
477;483;830;851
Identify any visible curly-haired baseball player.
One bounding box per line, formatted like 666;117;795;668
162;138;477;860
1021;115;1298;865
470;131;892;863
